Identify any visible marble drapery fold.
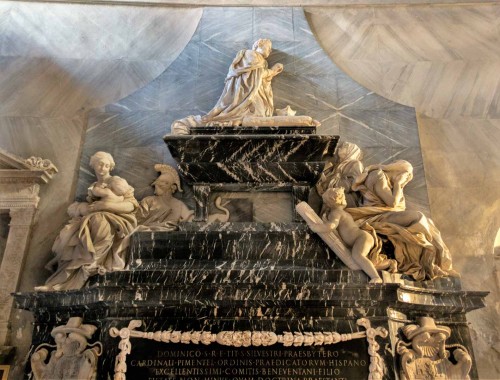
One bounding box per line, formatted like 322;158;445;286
42;185;138;291
348;162;455;281
37;152;139;291
172;39;282;134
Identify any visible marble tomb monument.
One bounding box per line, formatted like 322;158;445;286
12;39;488;380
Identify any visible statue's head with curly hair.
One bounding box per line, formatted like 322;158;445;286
89;151;115;171
252;38;272;58
322;187;346;208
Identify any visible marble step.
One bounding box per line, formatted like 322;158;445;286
100;304;385;322
29;283;397;305
128;259;341;271
17;282;487;315
87;268;368;287
84;282;392;304
129;230;331;265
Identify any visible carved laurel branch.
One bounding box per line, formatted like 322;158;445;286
110;318;387;380
357;318;389;380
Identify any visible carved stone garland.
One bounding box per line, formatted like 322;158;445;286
110;317;388;380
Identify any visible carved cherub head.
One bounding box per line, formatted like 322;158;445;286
322;187;347;208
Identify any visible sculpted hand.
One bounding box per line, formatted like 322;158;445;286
88;201;106;213
394;173;409;186
67;202;82;217
271;63;284;75
309;222;335;233
67;202;89;217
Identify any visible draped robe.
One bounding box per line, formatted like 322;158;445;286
42;178;138;290
172;49;274;133
348;168;455;281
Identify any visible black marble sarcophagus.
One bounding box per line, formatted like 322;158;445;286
14;125;487;380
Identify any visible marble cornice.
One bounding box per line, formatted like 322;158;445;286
0;149;58;184
0;170;49;184
3;0;496;7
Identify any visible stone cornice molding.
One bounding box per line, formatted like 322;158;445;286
0;149;58;185
1;0;495;7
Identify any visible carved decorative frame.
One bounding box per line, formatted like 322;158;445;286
0;149;57;347
110;317;388;380
193;183;310;222
0;365;9;380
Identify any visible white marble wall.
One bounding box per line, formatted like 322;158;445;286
307;5;500;119
418;114;500;378
0;2;202;117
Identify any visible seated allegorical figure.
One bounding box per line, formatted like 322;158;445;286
172;38;284;134
136;164;194;230
347;160;458;281
31;317;101;380
36;151;138;291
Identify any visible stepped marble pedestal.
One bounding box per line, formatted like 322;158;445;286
14;125;487;380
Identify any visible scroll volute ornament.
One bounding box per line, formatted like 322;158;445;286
396;317;472;380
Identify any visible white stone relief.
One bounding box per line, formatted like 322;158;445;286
206;197;230;223
396;317;472;380
357;318;388;380
0;149;56;347
315;141;363;208
296;200;362;271
31;317;102;380
275;105;297;117
304;187;383;283
110;318;387;380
